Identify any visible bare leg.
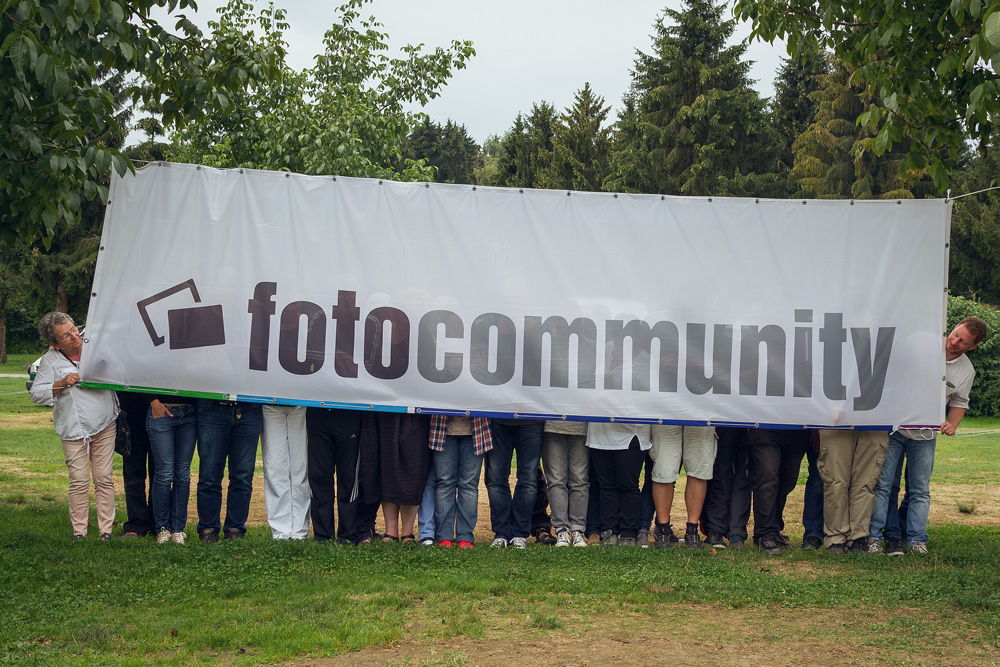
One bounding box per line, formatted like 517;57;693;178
382;501;400;540
652;481;675;525
399;504;418;539
684;477;708;524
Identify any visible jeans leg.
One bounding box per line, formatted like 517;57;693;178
147;409;179;533
418;467;437;541
433;436;460;542
485;422;515;540
870;431;905;540
221;404;261;535
121;400;155;536
802;445;825;540
196;400;233;536
542;433;571;533
884;455;905;539
456;438;483;543
511;422;543;539
902;437;935;543
170;406;198;533
566;435;589;533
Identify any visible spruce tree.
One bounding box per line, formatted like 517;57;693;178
495;103;558;188
605;0;779;197
539;83;611;192
771;52;831;176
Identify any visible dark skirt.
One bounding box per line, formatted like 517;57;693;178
359;413;431;505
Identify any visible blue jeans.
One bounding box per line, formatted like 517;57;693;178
417;471;436;541
485;420;543;540
433;435;484;543
870;431;935;544
147;404;197;533
196;400;262;536
802;446;825;540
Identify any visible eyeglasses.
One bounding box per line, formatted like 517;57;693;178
58;327;80;342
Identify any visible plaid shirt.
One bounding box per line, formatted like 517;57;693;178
428;415;493;455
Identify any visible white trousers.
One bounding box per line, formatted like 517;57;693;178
260;405;310;539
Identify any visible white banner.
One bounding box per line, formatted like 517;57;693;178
83;162;950;428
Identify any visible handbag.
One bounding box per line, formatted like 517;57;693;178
114;409;131;457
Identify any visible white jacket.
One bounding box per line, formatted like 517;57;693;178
29;347;117;441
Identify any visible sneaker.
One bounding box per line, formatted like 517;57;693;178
419;537;434;546
909;541;928;554
620;537;637;546
653;522;677;549
437;540;453;548
199;529;219;543
728;536;745;550
510;537;528;549
759;536;783;555
534;529;557;545
706;532;727;549
801;536;823;550
865;538;884;554
223;528;243;540
586;533;602;546
849;539;866;554
684;523;702;549
157;529;172;544
637;528;651;548
171;532;186;545
600;529;619;546
828;543;847;555
98;532;112;542
490;537;508;548
777;533;793;550
885;536;904;556
457;541;474;550
122;531;140;540
571;530;588;547
555;530;572;547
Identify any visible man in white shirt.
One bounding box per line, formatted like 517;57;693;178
867;316;987;555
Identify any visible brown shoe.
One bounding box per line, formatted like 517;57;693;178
586;533;601;546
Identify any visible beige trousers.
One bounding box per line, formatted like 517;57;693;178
61;421;117;536
817;430;888;547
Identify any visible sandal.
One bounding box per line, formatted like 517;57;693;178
382;534;399;543
401;534;416;545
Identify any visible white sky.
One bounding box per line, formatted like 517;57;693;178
143;0;786;145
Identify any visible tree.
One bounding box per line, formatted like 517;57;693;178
788;61;934;200
173;0;475;181
770;52;830;175
1;0;286;245
949;146;1000;305
402;119;480;184
494;102;558;188
733;0;1000;190
605;0;781;197
539;83;611;192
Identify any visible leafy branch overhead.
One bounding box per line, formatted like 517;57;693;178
733;0;1000;190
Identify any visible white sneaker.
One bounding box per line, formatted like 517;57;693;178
419;537;434;546
571;530;588;547
909;541;928;554
156;529;171;544
555;530;571;547
490;537;508;548
171;532;186;545
510;537;528;549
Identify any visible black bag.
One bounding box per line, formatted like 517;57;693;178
114;409;131;457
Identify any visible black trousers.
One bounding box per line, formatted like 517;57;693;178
748;429;809;541
590;438;645;539
306;408;362;542
702;427;751;540
117;392;156;536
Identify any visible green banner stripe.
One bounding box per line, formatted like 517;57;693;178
81;383;232;401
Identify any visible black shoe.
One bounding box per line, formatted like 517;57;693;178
759;536;783;555
801;536;823;550
684;523;702;549
199;529;219;543
777;533;793;550
828;542;847;555
728;536;745;550
885;536;905;556
849;539;866;553
706;532;727;549
653;522;678;549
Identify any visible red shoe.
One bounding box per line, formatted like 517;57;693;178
457;541;474;550
437;540;453;548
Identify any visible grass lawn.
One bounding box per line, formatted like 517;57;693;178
1;379;998;666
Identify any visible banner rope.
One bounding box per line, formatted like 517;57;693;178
948;185;1000;200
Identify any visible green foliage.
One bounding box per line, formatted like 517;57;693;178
538;82;612;192
0;0;286;245
948;145;1000;305
733;0;1000;191
948;295;1000;417
770;52;830;176
493;102;559;188
788;60;935;199
173;0;475;181
605;0;782;197
402;119;480;184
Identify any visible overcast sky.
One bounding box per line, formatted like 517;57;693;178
145;0;787;145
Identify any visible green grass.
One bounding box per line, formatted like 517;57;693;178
2;389;999;664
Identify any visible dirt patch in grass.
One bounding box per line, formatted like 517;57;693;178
287;605;996;667
2;413;53;429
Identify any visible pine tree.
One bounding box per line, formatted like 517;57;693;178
495;102;558;188
770;52;831;175
539;83;611;192
605;0;780;197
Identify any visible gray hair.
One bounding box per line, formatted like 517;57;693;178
38;312;74;344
